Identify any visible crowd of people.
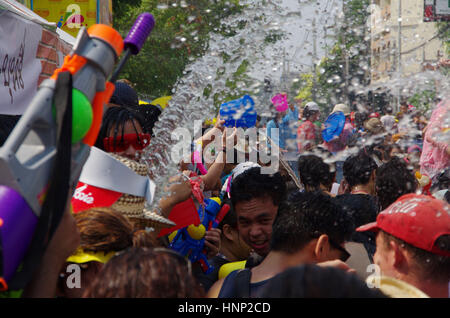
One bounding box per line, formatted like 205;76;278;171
0;80;449;299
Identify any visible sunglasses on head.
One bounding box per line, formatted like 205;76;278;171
103;133;151;153
329;239;351;262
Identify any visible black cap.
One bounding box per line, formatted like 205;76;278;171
110;82;139;108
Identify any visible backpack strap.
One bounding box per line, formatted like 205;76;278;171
233;268;252;298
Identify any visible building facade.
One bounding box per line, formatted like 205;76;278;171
370;0;447;84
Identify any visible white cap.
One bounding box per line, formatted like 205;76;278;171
331;103;350;116
232;162;261;179
304;101;319;111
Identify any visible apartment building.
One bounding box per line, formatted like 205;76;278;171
370;0;447;84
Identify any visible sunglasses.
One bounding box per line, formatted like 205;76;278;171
329;239;351;262
103;133;151;153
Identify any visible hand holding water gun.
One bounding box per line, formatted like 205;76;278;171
0;13;155;291
168;197;230;274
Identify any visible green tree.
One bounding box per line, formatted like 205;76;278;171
309;0;370;112
112;0;244;100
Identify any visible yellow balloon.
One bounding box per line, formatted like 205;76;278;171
187;224;206;240
150;96;172;109
139;100;150;105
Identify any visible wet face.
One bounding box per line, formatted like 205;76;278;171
235;196;278;257
107;120;144;160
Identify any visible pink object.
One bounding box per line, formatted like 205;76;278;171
419;100;450;179
189;177;205;206
192;150;208;175
271;93;289;112
186;171;205;206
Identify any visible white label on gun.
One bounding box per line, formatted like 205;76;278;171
73;184;94;204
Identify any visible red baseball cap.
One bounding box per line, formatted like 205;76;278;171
357;193;450;256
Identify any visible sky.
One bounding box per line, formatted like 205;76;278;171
248;0;342;83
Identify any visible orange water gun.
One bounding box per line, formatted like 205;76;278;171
0;13;154;291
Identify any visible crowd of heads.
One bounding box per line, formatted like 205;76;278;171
2;78;449;299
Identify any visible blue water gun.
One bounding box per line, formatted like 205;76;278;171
168;197;230;274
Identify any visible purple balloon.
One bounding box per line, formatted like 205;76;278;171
0;186;38;282
124;12;155;55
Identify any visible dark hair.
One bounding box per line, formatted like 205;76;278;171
354;112;369;129
387;144;404;160
303;107;319;119
0;115;20;147
83;247;204;298
343;150;378;188
297;155;335;191
258;264;388;298
132;104;161;136
380;231;450;283
95;106;148;150
270;191;353;253
385;106;393;114
431;167;450;193
230;167;286;208
74;209;157;253
375;157;418;210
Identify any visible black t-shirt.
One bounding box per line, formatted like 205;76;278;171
334;193;379;260
218;268;272;298
334;193;379;227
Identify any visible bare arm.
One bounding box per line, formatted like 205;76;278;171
22;203;80;298
201;127;237;191
207;278;225;298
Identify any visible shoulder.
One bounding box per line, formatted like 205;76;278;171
207;277;225;298
207;269;242;298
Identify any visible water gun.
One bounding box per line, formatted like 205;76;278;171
219;95;256;128
415;171;431;196
0;13;155;291
168;197;230;274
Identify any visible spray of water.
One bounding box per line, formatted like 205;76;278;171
143;0;450;211
143;0;308;209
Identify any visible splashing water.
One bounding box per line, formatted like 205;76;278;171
143;0;450;210
143;0;316;208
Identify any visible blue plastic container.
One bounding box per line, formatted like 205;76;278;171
219;95;256;128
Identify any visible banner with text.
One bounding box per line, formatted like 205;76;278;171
0;10;42;115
